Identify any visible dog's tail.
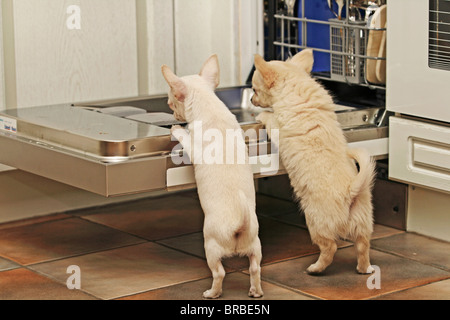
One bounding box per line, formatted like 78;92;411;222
234;190;251;238
347;148;376;201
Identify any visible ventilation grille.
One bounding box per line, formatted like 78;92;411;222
429;0;450;71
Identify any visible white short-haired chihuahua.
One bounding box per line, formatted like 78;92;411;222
161;55;263;299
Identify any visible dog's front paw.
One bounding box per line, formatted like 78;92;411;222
357;264;375;274
203;289;222;299
306;263;326;275
170;124;183;135
248;287;264;298
255;112;272;125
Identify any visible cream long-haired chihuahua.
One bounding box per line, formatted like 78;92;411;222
161;55;263;298
252;49;375;275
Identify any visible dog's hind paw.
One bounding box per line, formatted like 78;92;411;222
203;289;222;299
248;287;264;298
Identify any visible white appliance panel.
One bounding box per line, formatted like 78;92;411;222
387;0;450;123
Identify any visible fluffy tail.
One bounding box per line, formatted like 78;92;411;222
347;148;376;200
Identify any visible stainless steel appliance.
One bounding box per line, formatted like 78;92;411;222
0;0;392;198
0;86;388;197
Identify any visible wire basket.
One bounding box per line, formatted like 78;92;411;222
330;19;367;84
270;0;387;89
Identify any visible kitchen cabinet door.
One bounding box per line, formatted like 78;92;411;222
9;0;138;108
174;0;237;86
389;116;450;193
173;0;263;88
138;0;263;95
0;4;5;111
136;0;175;95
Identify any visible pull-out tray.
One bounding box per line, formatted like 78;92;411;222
0;87;389;196
0;104;174;162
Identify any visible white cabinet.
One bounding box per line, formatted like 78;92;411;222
174;0;237;86
389;116;450;193
6;0;139;108
136;0;175;95
173;0;262;87
2;0;262;106
0;3;5;111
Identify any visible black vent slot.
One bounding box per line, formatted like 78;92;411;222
430;0;450;71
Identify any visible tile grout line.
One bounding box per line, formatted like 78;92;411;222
0;213;73;231
368;232;450;272
369;244;450;273
247;270;324;300
74;214;213;263
367;278;450;300
14;264;102;300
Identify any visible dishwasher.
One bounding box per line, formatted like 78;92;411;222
0;0;403;229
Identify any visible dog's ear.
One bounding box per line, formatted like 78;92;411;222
199;54;220;89
254;54;277;89
289;49;314;73
161;65;187;102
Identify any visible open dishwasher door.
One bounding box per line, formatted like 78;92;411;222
0;86;388;197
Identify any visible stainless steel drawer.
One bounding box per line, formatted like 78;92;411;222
0;87;389;197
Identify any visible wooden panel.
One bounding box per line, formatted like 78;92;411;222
12;0;138;108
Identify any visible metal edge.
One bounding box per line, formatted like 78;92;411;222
0;131;167;197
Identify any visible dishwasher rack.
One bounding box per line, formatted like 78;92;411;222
268;0;387;89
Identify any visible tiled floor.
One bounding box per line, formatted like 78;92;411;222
0;190;449;300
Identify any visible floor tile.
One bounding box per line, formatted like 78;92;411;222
0;268;97;300
0;213;70;231
268;212;307;229
0;217;144;265
158;232;250;272
30;242;212;300
371;233;450;271
371;224;405;240
78;195;204;240
260;247;450;300
179;191;300;217
374;279;450;300
256;194;299;217
258;209;404;240
158;216;351;271
258;216;351;265
119;272;314;300
0;257;20;271
157;232;205;259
